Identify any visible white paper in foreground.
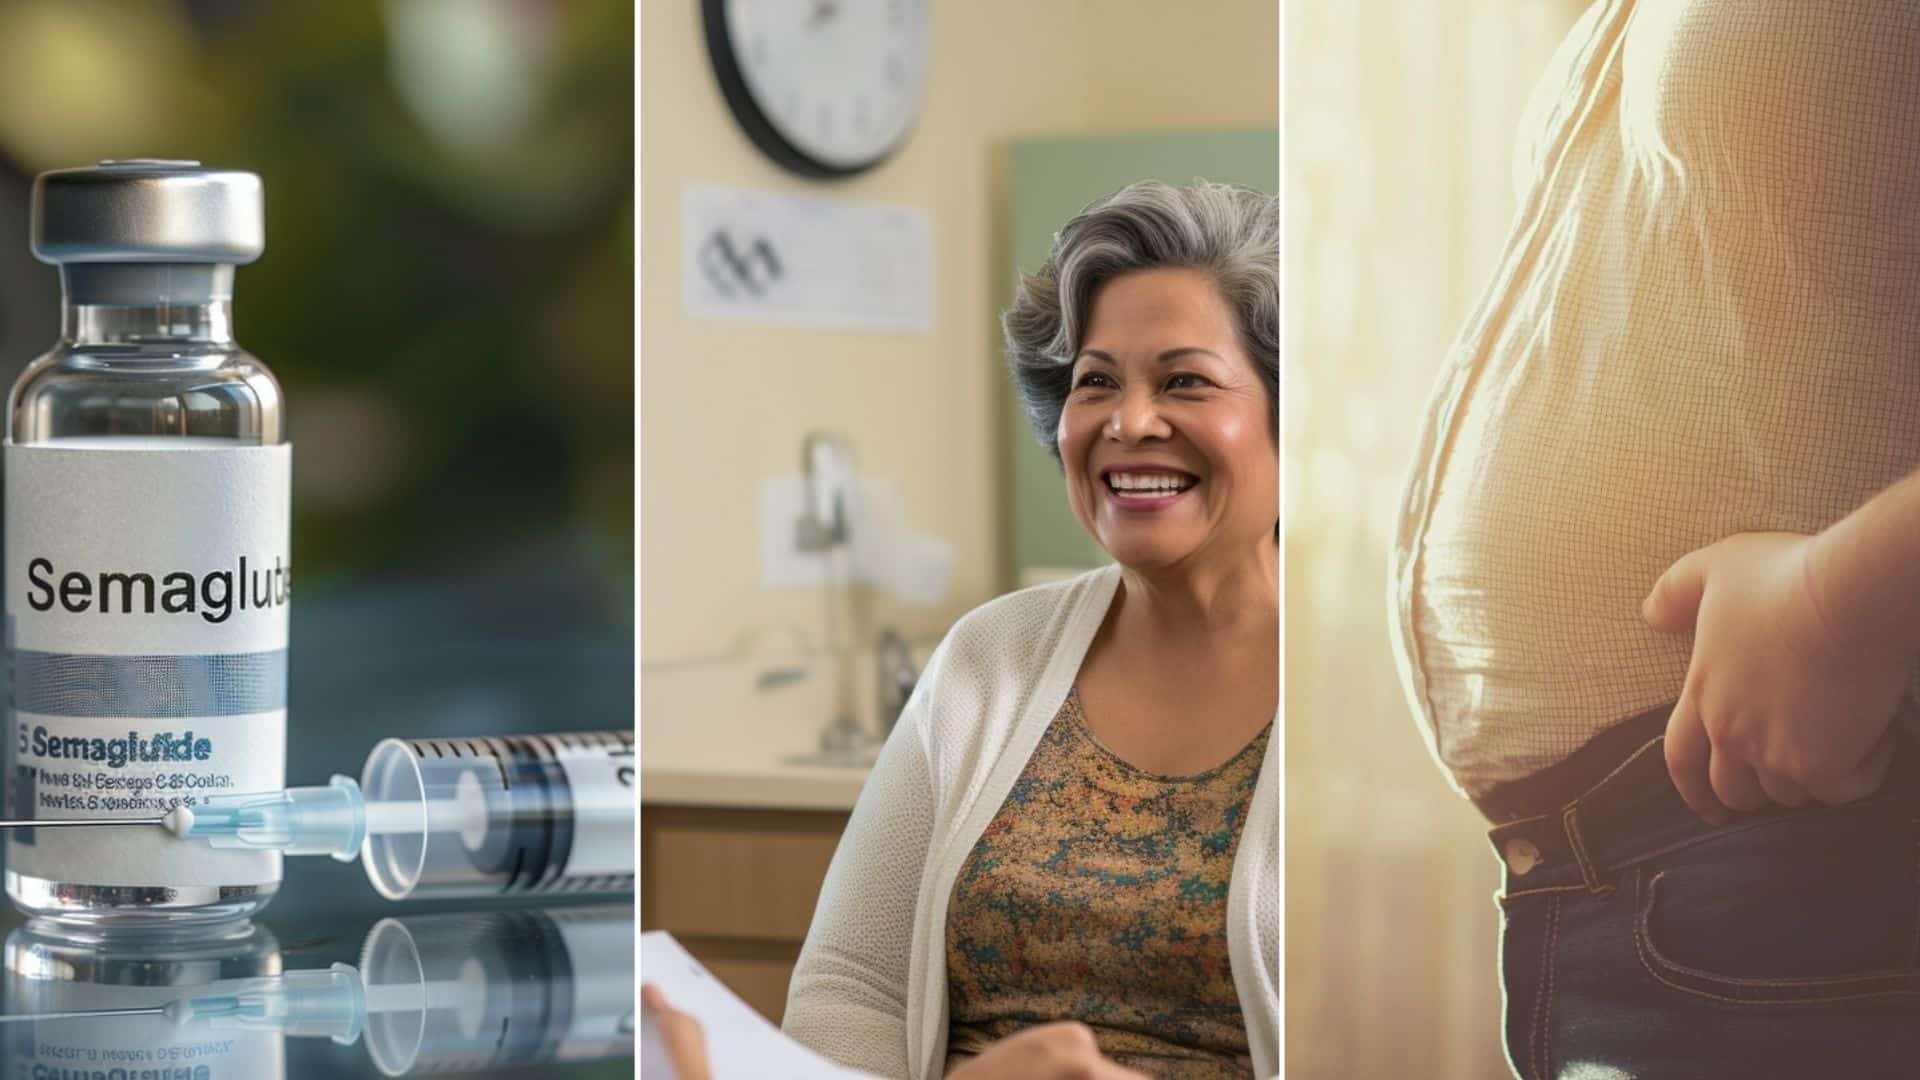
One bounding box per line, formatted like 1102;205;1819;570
640;931;883;1079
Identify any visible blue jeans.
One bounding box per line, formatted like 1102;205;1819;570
1491;736;1920;1079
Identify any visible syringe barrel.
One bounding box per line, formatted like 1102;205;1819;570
358;731;634;902
358;905;636;1076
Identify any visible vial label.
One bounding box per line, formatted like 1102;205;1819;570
4;442;289;889
553;735;635;879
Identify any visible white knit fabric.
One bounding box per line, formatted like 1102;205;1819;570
782;564;1279;1080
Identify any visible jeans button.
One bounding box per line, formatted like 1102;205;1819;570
1504;838;1541;876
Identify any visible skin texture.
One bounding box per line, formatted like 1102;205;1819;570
1058;267;1280;778
1643;466;1920;822
1057;268;1277;578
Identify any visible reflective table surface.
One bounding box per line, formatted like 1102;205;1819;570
0;900;634;1078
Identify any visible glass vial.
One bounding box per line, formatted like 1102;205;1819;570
4;160;288;924
4;920;287;1077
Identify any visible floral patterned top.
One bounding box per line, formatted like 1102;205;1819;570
943;686;1271;1078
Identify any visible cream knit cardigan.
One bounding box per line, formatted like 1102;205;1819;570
783;564;1280;1080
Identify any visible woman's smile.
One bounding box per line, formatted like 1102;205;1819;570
1101;466;1201;510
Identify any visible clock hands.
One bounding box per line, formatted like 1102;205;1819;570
704;0;922;178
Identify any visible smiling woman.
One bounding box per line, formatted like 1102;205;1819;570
780;181;1279;1080
1059;269;1276;573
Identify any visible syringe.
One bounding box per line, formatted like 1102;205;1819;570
0;730;635;902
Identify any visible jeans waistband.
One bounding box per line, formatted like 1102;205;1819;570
1472;703;1675;825
1487;722;1920;892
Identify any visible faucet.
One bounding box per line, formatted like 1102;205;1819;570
789;431;861;757
876;628;918;735
795;432;853;552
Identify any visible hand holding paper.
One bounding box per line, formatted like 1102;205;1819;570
639;931;882;1079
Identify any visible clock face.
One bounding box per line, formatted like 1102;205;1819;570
707;0;931;177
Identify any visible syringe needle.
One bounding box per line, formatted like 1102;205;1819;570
0;817;166;829
0;1006;170;1022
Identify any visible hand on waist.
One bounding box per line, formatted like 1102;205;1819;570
1643;531;1913;823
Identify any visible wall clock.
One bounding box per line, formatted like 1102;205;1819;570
702;0;931;179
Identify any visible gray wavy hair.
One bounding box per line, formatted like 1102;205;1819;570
1003;179;1279;460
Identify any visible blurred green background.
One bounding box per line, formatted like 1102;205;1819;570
0;0;633;594
0;5;634;1075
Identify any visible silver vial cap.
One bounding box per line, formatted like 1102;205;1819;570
30;160;264;266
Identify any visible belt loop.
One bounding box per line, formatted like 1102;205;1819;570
1562;803;1610;894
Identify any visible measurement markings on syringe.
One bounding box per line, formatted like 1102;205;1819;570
395;731;634;895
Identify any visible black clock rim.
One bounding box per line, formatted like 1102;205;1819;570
700;0;916;181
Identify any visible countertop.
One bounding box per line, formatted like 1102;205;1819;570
639;653;895;812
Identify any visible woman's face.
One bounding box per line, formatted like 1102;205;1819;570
1057;267;1277;574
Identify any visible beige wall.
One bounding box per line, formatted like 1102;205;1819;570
640;0;1277;664
1080;0;1280;131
